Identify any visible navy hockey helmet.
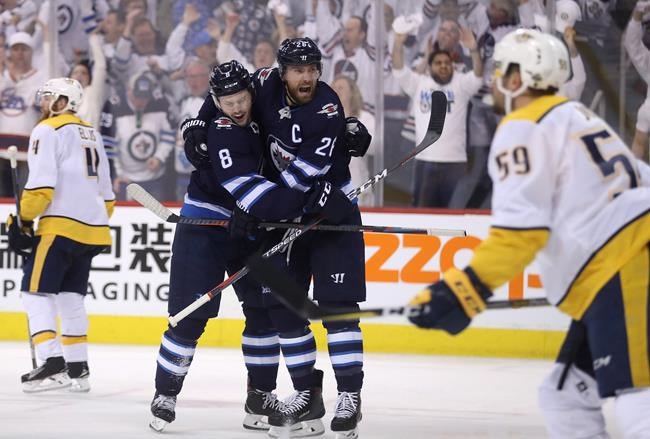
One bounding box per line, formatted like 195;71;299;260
209;60;253;98
277;37;322;76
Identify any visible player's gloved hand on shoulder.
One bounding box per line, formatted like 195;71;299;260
408;267;493;335
6;214;35;257
180;118;210;169
229;203;261;242
303;181;354;224
344;117;372;157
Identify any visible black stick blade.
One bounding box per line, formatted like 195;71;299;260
428;90;447;136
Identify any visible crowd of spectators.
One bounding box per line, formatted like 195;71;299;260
0;0;647;208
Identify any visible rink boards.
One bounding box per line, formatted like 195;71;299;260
0;203;569;359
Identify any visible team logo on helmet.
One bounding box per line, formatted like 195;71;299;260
317;103;339;118
268;134;296;172
215;117;234;129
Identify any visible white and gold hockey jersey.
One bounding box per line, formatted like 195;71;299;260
468;95;650;319
21;113;115;246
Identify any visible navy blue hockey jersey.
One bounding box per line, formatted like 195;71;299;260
198;68;354;199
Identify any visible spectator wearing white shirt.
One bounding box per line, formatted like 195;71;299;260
393;26;483;208
0;31;47;195
70;32;108;130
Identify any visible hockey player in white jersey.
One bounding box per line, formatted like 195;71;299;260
408;29;650;438
7;77;115;393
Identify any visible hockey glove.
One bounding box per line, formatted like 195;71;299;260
344;117;372;157
303;181;354;224
180;118;210;169
6;214;35;258
228;203;261;242
408;267;492;335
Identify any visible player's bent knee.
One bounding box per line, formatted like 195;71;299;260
267;305;309;333
168;318;207;343
21;292;57;332
55;293;88;334
615;387;650;438
319;301;361;331
538;363;608;439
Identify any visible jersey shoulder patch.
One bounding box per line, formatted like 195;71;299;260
255;67;278;87
316;102;340;118
214;116;235;129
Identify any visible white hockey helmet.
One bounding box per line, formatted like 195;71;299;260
37;77;84;115
493;29;571;112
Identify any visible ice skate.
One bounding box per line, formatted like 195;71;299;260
67;361;90;393
21;356;71;393
268;370;325;438
331;392;361;439
149;392;176;432
243;388;285;430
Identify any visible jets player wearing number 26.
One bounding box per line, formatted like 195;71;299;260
408;29;650;437
6;78;114;394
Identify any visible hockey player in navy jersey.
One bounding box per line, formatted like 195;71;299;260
185;38;368;438
149;60;317;433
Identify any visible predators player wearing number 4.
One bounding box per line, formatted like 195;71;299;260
409;29;650;438
6;78;115;393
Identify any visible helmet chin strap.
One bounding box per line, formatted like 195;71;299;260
47;95;68;116
496;77;528;114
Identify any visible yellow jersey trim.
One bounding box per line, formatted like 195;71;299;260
20;187;53;222
105;200;115;218
470;227;550;291
559;210;650;318
39;113;92;130
620;246;650;388
500;95;569;126
30;235;55;292
61;335;88;345
37;216;112;246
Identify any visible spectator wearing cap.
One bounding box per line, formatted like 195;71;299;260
187;30;217;67
0;31;47;196
100;70;176;200
624;0;650;162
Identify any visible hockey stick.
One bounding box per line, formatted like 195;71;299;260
167;91;449;327
245;252;550;322
7;146;37;368
126;183;466;237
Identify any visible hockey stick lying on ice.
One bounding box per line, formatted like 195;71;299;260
126;183;466;237
166;90;449;327
245;252;550;322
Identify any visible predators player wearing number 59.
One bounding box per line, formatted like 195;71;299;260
408;29;650;438
6;78;115;393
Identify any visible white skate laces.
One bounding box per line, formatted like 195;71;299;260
283;390;311;414
262;391;284;411
334;392;359;419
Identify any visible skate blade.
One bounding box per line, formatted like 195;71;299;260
243;413;271;431
149;417;169;433
334;427;359;439
23;373;71;393
69;377;91;393
268;419;325;438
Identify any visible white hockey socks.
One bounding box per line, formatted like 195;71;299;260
55;292;89;363
615;387;650;438
21;292;61;363
538;363;610;439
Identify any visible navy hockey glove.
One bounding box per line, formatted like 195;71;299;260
6;214;35;258
344;117;371;157
228;203;261;242
408;267;492;335
304;181;354;224
180;118;210;169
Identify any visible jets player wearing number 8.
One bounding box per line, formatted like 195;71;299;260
408;28;650;437
7;78;114;393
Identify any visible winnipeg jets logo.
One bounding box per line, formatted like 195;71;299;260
278;106;292;120
268;134;297;171
258;68;273;87
317;103;339;118
215;117;233;129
